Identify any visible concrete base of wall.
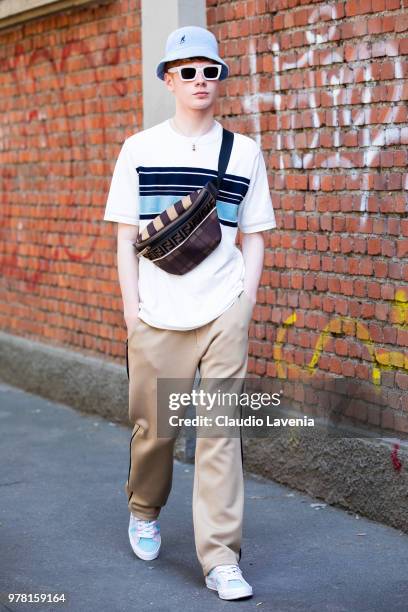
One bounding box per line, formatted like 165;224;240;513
1;331;407;533
242;433;407;533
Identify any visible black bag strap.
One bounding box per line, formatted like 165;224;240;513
214;128;234;191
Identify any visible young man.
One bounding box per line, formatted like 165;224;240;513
104;26;276;601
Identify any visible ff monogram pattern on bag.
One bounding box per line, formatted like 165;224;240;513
142;189;216;261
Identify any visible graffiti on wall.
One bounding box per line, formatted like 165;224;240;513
242;5;407;215
0;34;128;289
240;6;407;389
273;289;408;386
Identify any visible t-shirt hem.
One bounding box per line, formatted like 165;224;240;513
139;294;242;331
239;220;277;233
104;214;139;225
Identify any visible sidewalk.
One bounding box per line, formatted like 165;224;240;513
1;381;407;612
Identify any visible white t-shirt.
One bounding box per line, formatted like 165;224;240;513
104;118;276;330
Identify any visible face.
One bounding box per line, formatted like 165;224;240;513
163;58;220;111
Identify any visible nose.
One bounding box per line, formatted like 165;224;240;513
195;68;206;85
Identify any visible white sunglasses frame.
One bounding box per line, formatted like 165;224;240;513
167;64;222;81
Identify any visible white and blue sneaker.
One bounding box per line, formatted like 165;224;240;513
205;564;253;600
128;513;161;561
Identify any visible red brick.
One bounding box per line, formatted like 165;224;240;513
367;238;381;255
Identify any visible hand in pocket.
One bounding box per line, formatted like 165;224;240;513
126;315;141;340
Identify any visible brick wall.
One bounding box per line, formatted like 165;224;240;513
209;0;408;433
1;0;407;433
0;0;141;359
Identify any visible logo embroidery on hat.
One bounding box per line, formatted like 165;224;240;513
179;35;185;44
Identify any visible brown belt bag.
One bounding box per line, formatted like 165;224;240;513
133;127;234;275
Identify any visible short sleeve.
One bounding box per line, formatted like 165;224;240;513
237;145;276;233
103;138;139;225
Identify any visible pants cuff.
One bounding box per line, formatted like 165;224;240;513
202;554;240;577
129;508;160;520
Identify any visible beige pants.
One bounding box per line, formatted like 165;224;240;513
125;290;253;576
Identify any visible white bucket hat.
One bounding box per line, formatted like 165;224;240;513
156;26;229;81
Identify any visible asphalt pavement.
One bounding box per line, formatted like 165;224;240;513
1;381;407;612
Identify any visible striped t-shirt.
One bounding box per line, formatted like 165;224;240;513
104;119;276;330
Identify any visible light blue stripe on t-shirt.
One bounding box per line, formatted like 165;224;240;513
140;195;178;214
139;196;239;223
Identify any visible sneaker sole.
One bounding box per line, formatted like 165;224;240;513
131;547;161;561
205;577;253;600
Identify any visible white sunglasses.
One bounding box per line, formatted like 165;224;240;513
167;64;222;81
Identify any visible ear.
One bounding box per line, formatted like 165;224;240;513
163;73;175;92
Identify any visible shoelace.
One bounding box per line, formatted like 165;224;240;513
135;519;158;539
215;565;242;580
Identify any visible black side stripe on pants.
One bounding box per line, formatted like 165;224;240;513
127;425;140;503
125;339;129;380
